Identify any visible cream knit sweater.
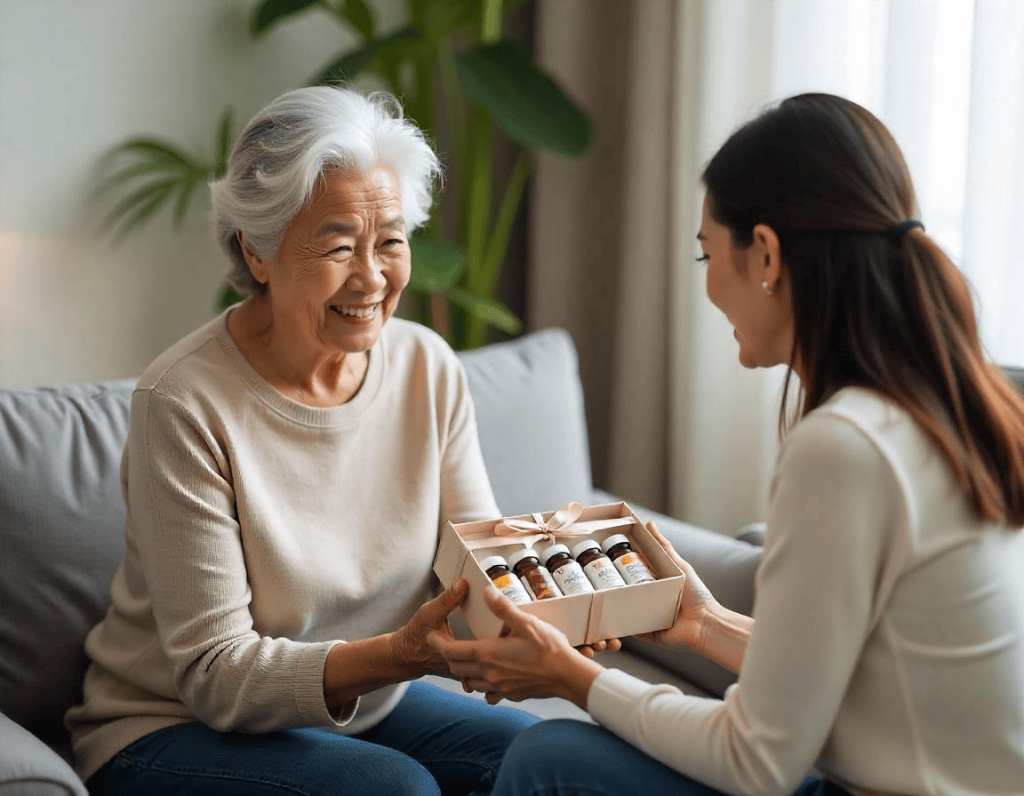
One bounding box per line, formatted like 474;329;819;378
589;388;1024;796
66;313;499;781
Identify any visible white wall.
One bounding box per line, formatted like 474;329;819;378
0;0;400;387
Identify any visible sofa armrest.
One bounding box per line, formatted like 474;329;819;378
0;713;86;796
591;489;762;698
735;522;766;547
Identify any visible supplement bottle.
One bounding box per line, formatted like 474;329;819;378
572;539;627;590
601;533;656;584
540;543;595;596
479;555;532;604
508;548;562;600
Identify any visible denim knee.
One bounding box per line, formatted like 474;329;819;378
494;719;601;795
91;726;445;796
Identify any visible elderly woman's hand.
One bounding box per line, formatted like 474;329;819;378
426;587;605;709
389;578;471;679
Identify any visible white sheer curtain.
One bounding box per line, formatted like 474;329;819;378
531;0;1023;535
671;0;1024;532
768;0;1024;367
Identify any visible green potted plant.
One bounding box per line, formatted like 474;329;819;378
94;0;591;349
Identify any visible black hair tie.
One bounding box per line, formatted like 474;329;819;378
890;219;924;245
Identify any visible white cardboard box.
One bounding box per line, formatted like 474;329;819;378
433;501;685;647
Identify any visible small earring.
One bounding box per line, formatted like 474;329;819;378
761;280;773;295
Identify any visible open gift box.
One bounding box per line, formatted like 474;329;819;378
434;501;686;647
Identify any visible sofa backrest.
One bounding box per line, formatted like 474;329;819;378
0;381;134;743
0;327;594;742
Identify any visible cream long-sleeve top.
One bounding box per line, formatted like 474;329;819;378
589;387;1024;796
65;312;499;782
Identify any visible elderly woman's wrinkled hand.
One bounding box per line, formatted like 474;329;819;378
389;578;470;679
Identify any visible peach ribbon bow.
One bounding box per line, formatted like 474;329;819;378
492;501;628;542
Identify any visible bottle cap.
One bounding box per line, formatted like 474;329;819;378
540;543;570;564
600;534;631;553
507;548;539;568
478;555;509;572
571;539;602;559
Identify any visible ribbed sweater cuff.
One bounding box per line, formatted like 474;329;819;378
587;667;658;731
295;641;359;726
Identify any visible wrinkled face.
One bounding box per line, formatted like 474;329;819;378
698;194;793;370
261;167;410;355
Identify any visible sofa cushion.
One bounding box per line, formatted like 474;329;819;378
0;381;133;743
458;329;593;517
0;712;85;796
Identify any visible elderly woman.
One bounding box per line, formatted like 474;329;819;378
431;93;1024;796
66;86;539;795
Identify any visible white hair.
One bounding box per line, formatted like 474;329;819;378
209;85;441;295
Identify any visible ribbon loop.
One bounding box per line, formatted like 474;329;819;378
493;501;626;542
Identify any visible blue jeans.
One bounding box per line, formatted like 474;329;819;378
489;720;853;796
88;681;540;796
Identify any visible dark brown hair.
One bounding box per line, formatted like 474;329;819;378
702;92;1024;526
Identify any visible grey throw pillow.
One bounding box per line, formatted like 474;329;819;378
458;329;593;517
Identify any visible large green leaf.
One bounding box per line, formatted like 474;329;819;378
411;0;475;45
408;238;464;292
446;286;523;336
340;0;375;40
250;0;323;36
453;40;591;157
312;26;420;85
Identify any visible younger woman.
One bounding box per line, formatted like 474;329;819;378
430;93;1024;796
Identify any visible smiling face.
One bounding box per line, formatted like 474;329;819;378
250;166;410;357
698;193;795;371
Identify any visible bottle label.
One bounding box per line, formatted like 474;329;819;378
583;557;627;590
613;552;655;585
491;572;532;604
551;561;594;595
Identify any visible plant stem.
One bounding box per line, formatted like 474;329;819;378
480;149;530;296
480;0;502;41
440;49;465;193
464;106;492;292
460;0;504;349
413;45;436;148
412;43;439;238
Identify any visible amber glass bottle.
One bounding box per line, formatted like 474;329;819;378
508;548;562;600
601;533;656;584
572;539;627;590
479;555;532;604
540;543;595;595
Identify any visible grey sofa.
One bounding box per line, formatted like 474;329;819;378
0;327;765;794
